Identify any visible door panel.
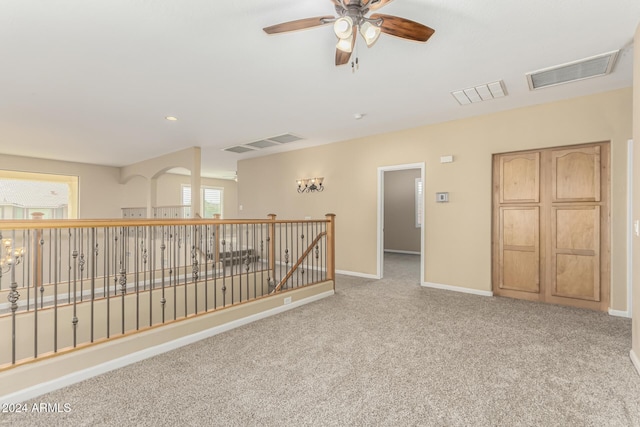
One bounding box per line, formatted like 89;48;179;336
552;146;601;202
500;152;540;203
499;207;539;293
554;254;597;300
551;206;600;301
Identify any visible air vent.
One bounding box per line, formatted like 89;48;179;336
526;50;619;90
224;146;257;154
451;80;507;106
222;133;305;154
268;133;302;144
246;139;278;149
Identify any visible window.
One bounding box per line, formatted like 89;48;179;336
182;185;223;218
0;171;78;219
415;178;423;228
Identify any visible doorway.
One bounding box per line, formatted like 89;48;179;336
377;163;425;283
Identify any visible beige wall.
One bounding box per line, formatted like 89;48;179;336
238;88;632;311
0;154;123;218
384;169;421;253
632;23;640;367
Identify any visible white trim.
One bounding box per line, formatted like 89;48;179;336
422;281;494;297
631;350;640;377
627;139;634;315
384;250;421;255
608;308;631;318
0;290;334;405
377;163;425;282
335;269;379;279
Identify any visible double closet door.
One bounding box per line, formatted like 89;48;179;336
492;142;610;311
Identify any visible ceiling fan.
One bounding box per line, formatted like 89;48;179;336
263;0;435;67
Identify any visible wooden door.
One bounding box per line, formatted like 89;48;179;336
492;142;609;311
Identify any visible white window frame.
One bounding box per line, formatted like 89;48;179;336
181;185;224;219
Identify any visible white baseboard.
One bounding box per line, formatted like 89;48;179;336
384;250;420;255
335;270;379;280
422;281;493;297
0;289;334;405
608;308;631;318
631;350;640;377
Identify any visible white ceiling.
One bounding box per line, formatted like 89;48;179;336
1;1;638;179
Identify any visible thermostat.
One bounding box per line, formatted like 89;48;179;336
436;192;449;203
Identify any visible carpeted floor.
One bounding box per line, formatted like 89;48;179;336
1;253;638;426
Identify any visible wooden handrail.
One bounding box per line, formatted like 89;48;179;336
0;217;331;230
271;231;327;294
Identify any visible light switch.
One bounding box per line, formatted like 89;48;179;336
634;219;640;237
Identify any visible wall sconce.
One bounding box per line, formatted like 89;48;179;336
296;177;324;193
0;237;24;273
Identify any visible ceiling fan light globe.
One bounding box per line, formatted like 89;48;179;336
360;21;381;47
336;38;353;53
334;16;353;39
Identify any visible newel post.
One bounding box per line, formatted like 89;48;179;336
268;214;277;284
325;213;336;288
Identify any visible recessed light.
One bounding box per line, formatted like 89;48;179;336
165;116;178;121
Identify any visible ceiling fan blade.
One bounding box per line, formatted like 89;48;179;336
370;13;435;42
263;16;334;34
368;0;394;11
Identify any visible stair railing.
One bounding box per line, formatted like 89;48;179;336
0;214;335;369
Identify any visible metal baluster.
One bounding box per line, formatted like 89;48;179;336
160;226;167;324
222;225;227;307
204;225;209;312
135;227;140;330
54;228;59;353
105;227;110;339
324;221;328;281
8;230;20;364
253;224;257;299
173;227;178;319
79;229;85;302
91;228;97;343
149;226;154;327
33;230;39;358
192;225;199;315
120;227;127;335
300;223;305;287
230;226;235;303
68;229;72;303
26;230;31;311
239;224;242;303
285;223;290;290
72;229;78;347
212;225;217;310
183;225;187;317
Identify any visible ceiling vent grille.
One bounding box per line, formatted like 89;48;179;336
526;50;619;90
451;80;507;106
224;145;257;154
223;133;304;154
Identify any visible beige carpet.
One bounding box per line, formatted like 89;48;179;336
1;253;638;426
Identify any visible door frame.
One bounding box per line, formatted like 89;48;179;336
377;162;425;282
627;139;634;316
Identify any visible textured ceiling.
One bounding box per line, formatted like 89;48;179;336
1;1;638;179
